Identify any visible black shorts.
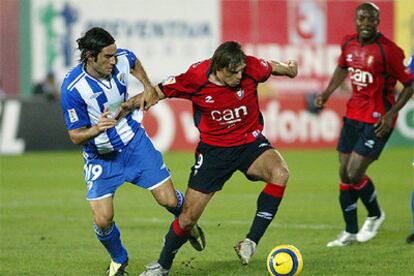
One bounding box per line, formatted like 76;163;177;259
188;136;273;193
337;117;393;160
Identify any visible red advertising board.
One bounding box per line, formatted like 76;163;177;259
221;0;393;44
221;0;394;95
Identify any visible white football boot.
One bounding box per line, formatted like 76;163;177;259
139;262;169;276
327;231;357;247
234;238;257;265
356;210;385;242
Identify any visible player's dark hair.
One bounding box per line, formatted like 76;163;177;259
211;41;246;73
356;2;380;17
76;27;115;64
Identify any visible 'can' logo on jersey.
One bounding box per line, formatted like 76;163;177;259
211;106;248;127
348;67;373;87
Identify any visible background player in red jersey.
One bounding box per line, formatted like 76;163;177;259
407;53;414;245
315;2;414;247
129;41;298;275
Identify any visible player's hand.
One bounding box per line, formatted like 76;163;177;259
374;113;394;138
270;60;298;78
286;60;298;78
314;94;327;109
140;85;159;111
96;107;117;133
116;95;142;120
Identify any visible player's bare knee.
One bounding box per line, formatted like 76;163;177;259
158;196;178;209
94;215;113;229
271;164;289;185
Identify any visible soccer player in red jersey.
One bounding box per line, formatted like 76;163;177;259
315;2;414;247
126;41;297;274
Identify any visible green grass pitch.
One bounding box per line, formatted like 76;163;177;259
1;148;413;275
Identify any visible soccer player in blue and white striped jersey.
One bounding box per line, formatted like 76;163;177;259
60;27;203;275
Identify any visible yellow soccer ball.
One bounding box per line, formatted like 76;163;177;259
266;244;303;276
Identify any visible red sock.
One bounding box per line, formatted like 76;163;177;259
172;218;190;237
352;175;369;191
263;183;286;198
340;182;353;191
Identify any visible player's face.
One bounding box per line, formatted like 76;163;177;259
88;44;117;79
217;62;246;88
355;8;379;42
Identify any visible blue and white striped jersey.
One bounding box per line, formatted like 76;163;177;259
61;48;144;155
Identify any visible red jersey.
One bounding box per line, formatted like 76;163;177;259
159;56;272;147
338;33;414;125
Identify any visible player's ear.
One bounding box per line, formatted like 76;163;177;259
86;51;95;62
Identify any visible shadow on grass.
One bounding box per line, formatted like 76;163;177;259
170;258;268;276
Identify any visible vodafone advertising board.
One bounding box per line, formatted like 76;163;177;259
142;96;347;152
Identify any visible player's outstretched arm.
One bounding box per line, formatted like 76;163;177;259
270;60;298;78
314;66;348;109
117;84;166;118
68;107;117;145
